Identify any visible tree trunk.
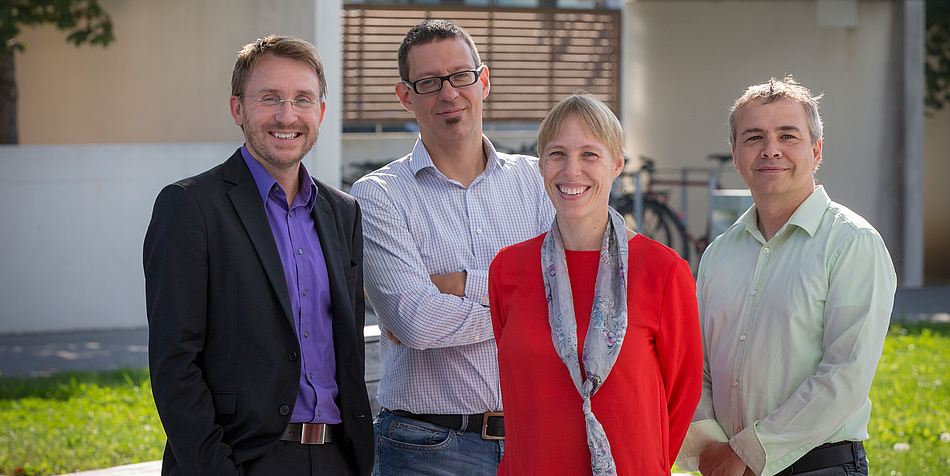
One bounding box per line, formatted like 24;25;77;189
0;49;18;144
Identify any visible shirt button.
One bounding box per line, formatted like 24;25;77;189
304;332;309;338
733;380;739;387
303;290;308;297
297;248;304;255
309;372;313;379
481;297;488;305
736;427;742;434
763;247;771;254
476;227;483;234
289;211;294;217
750;290;757;296
740;334;747;341
279;405;290;415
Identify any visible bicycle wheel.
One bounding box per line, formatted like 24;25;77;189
614;198;691;263
642;201;691;262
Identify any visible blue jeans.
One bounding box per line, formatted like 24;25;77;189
794;442;869;475
372;409;503;476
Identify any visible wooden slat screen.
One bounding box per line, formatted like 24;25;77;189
342;5;621;124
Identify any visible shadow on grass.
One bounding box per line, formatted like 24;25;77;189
0;367;150;401
889;321;950;337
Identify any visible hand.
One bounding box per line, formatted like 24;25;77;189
429;271;467;297
385;328;401;345
698;442;751;476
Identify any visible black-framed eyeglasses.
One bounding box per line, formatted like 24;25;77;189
403;65;485;95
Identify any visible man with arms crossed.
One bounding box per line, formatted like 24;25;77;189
676;76;896;476
350;19;554;475
145;35;374;475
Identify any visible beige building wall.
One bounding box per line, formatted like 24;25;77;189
16;0;315;145
622;0;947;283
11;1;945;283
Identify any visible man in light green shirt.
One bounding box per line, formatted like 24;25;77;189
676;76;897;476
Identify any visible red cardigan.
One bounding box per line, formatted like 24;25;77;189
489;233;702;475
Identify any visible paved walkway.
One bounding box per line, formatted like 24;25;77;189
0;286;943;475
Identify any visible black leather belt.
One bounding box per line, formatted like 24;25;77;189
775;441;863;475
280;423;341;445
389;409;505;440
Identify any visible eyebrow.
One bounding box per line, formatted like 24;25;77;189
414;65;478;79
256;87;318;97
740;125;804;136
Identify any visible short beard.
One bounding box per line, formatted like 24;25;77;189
444;116;462;126
244;121;319;172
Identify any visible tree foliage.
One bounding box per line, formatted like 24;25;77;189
927;0;950;111
0;0;114;53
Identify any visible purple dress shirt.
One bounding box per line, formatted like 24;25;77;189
241;145;341;424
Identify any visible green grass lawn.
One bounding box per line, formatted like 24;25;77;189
1;323;948;475
866;322;950;474
0;368;164;475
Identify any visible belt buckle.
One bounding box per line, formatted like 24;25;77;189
300;423;328;444
480;412;504;440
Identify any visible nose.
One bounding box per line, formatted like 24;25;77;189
437;80;460;101
274;100;298;123
563;156;583;177
761;136;781;158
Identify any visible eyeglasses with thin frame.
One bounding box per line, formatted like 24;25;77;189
242;94;324;110
403;65;485;95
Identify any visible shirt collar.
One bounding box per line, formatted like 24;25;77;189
785;185;830;237
739;185;829;239
240;144;317;210
407;134;507;178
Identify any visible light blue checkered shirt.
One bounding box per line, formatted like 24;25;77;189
351;136;555;414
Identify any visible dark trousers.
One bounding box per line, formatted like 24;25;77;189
239;440;356;476
783;441;868;476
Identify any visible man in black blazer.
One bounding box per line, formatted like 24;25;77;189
144;35;373;476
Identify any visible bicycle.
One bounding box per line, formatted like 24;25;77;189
609;153;741;266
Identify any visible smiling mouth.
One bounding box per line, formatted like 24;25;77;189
272;132;301;140
558;185;589;196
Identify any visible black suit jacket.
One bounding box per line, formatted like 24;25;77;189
144;149;374;475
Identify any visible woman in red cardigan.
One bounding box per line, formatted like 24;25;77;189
489;93;702;475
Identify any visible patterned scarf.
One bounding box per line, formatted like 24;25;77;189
540;207;629;476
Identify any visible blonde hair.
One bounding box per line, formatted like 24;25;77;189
538;93;623;161
231;35;326;99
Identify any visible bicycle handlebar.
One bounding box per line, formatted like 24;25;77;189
707;153;732;164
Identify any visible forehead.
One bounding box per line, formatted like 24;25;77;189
547;115;598;143
245;54;321;94
406;37;476;78
735;97;809;130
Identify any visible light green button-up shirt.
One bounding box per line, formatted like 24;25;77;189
676;186;897;476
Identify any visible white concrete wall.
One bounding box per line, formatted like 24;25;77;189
0;143;234;334
0;130;539;335
622;0;912;280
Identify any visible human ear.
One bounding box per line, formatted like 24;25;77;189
229;95;244;127
395;82;414;113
